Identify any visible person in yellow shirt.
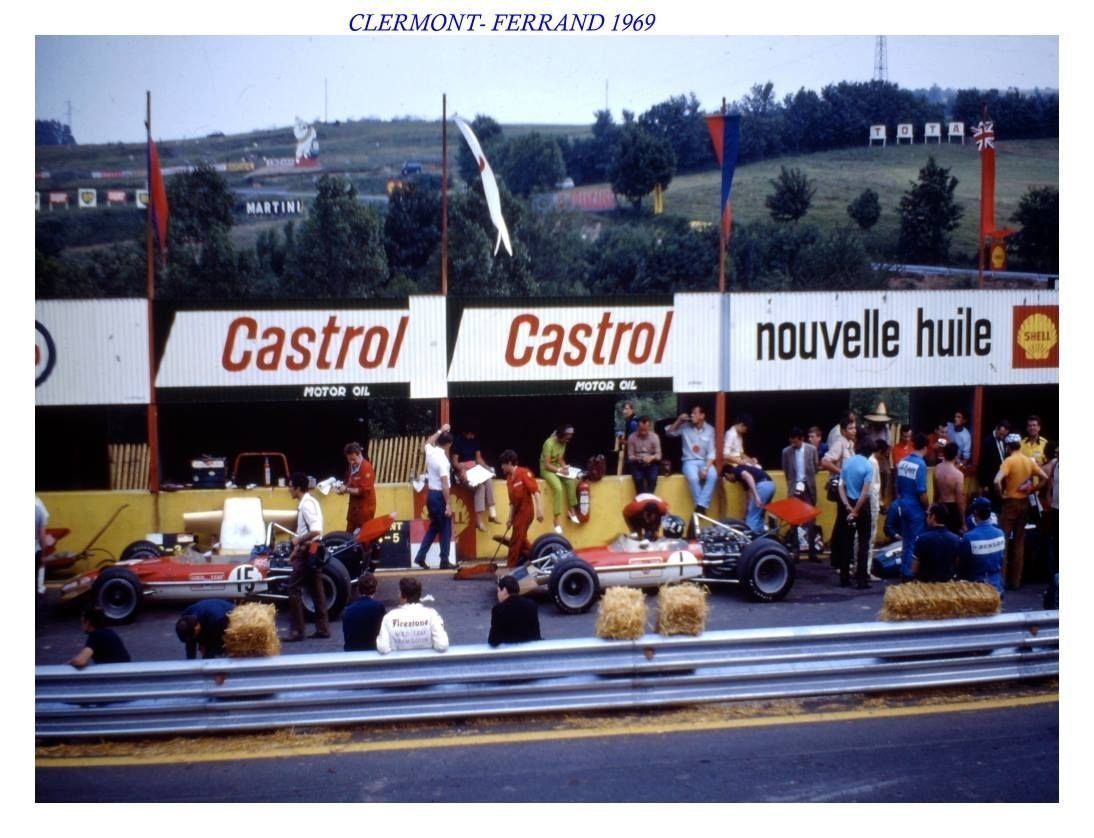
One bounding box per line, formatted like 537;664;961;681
994;434;1047;589
1020;415;1050;465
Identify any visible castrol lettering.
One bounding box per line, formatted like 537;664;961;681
221;314;408;373
505;310;672;368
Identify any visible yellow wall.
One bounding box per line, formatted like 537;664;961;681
40;470;942;569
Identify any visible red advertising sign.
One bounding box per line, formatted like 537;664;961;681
1012;305;1059;369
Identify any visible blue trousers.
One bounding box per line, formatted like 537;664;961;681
898;499;926;578
415;489;451;565
682;460;717;510
747;480;777;533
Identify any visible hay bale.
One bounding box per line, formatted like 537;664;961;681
595;587;648;640
879;581;1001;621
656;583;709;636
223;602;281;657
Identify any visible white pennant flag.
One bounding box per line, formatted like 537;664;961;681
453;114;512;257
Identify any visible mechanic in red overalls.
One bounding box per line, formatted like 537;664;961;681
623;493;669;540
498;449;544;568
337;441;376;533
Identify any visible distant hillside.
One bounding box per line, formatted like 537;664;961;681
36;118;1057;263
664;139;1058;259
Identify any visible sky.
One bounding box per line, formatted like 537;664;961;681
35;33;1059;145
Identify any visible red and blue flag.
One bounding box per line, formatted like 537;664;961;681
705;114;740;240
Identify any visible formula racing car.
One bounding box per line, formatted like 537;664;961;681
60;497;394;623
509;497;816;613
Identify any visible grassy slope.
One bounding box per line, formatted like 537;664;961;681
662;140;1058;258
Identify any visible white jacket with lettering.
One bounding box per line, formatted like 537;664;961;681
375;602;449;654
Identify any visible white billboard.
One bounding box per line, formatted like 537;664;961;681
35;299;150;405
446;293;722;395
155;296;447;400
726;290;1059;392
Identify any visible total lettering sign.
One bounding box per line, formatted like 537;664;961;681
35;300;150;405
446;294;722;395
726;290;1059;391
155;297;447;401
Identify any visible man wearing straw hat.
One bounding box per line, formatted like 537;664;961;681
861;402;893;505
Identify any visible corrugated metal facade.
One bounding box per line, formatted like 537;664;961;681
35;290;1058;406
726;289;1059;392
35;299;150;406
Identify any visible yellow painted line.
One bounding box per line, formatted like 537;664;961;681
36;692;1057;769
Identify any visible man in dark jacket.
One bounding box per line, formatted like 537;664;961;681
912;504;961;582
342;573;386;651
488;575;542;647
175;599;235;660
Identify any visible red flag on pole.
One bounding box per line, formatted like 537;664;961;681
147;137;169;255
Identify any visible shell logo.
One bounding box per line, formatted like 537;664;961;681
1013;306;1059;368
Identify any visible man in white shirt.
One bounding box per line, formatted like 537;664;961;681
376;576;450;654
283;471;329;642
722;413;757;467
414;424;456;570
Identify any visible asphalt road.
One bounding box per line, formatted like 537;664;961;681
34;558;1052;665
36;685;1058;802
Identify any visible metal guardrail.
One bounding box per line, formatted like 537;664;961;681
35;611;1058;739
874;263;1058;286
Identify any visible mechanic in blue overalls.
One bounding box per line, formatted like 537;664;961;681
956;495;1006;595
894;431;930;581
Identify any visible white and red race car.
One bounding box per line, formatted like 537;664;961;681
60;498;394;623
511;499;815;613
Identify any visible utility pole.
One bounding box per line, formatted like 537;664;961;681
65;100;73;135
873;36;888;83
324;78;328;123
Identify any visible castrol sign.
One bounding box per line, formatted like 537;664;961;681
447;294;721;395
155;297;447;401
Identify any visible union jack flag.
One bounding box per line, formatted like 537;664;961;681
972;120;995;151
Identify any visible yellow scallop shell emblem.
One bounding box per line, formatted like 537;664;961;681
1017;313;1058;361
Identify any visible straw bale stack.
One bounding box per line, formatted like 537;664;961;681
595;587;648;640
879;581;1001;621
656;583;709;636
223;602;281;657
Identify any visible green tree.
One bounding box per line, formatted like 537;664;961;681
1008;186;1058;273
35;119;76;145
166;165;235;247
497;132;566;197
609;125;675;211
638;93;714;171
847;188;882;230
384;179;442;279
284;174;388;298
897;155;964;264
765;166;815;222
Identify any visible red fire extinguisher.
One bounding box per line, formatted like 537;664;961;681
577;478;591;523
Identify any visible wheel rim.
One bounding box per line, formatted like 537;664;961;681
302;575;336;614
557;568;594;610
753;555;789;595
533;544;569;574
98;578;137;620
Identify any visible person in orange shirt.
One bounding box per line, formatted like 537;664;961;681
891;425;915;467
336;442;376;533
499;449;544;568
994;433;1048;590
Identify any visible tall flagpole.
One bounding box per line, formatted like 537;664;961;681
439;94;450;427
714;97;728;500
144;91;161;496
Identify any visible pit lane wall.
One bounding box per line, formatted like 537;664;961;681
39;471;922;576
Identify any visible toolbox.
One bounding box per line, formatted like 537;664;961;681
191;456;228;488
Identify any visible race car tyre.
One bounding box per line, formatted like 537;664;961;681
528;533;573;565
739;542;795;603
120;540;162;562
322;531;364;580
91;566;144;622
302;557;351;620
717;518;749;530
548;557;600;614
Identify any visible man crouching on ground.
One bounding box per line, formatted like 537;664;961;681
376;576;449;653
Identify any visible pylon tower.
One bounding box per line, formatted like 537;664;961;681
873;36;888;83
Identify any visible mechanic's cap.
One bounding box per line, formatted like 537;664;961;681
1004;433;1022;444
970;496;992;513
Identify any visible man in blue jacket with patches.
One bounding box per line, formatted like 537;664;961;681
894;432;930;581
957;496;1006;595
